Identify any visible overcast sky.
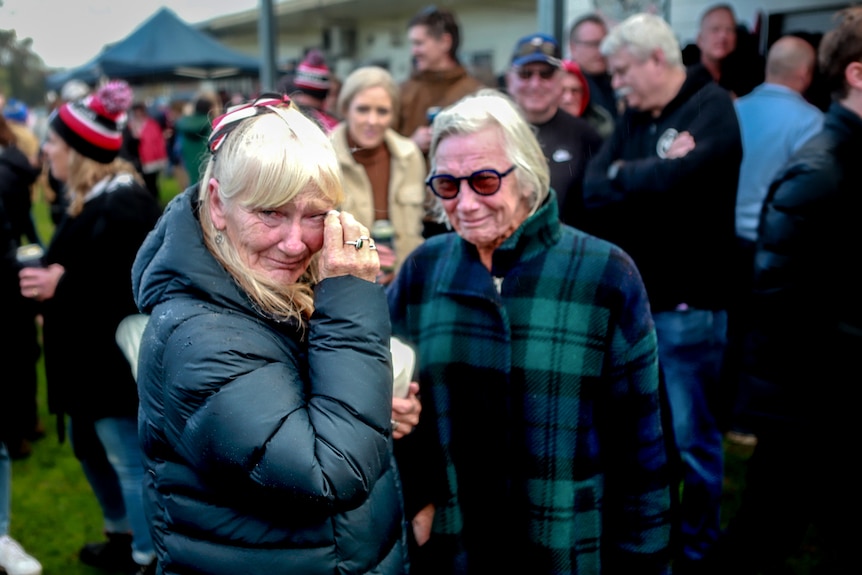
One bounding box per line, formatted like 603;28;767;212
1;0;260;69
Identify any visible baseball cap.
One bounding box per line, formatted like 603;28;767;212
511;33;562;68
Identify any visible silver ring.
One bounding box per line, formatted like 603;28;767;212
344;235;371;250
390;419;398;431
368;241;377;250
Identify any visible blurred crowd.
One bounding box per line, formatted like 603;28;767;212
1;3;859;575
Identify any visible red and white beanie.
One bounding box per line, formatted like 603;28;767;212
293;49;331;99
50;80;133;164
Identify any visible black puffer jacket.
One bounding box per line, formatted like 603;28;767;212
131;188;407;575
738;102;862;433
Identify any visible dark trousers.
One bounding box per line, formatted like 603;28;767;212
703;424;857;574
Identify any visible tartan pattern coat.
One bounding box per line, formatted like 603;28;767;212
388;195;673;574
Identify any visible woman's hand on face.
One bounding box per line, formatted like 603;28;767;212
19;263;65;302
391;382;421;439
318;210;380;283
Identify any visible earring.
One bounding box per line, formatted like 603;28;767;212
215;231;224;245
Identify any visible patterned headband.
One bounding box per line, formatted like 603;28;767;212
208;93;292;154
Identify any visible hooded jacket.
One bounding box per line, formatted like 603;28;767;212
131;188;407;575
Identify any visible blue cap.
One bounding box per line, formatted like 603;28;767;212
3;99;28;123
511;33;562;67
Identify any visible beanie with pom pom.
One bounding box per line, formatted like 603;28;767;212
293;49;331;100
50;80;133;163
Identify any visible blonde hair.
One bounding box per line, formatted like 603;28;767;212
65;149;143;217
427;89;550;224
198;103;344;325
336;66;400;122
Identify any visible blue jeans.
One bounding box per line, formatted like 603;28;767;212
70;416;154;565
0;442;9;536
653;308;726;561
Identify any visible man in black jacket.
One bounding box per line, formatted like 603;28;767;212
702;7;862;574
581;13;742;571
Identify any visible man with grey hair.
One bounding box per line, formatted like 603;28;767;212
581;12;742;572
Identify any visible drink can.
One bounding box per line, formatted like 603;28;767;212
372;219;395;248
16;243;44;268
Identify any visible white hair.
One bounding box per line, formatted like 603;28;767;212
600;13;683;68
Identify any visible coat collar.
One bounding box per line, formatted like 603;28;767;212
434;190;562;299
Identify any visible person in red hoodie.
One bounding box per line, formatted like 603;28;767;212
122;103;168;200
561;59;615;139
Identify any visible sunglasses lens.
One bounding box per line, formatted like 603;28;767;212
430;176;458;198
517;67;556;80
470;171;501;195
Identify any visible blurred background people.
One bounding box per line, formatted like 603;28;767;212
282;49;340;133
582;13;742;571
19;81;162;575
505;33;602;228
702;8;862;574
121;102;168;200
331;66;425;283
0;114;43;462
397;5;485;238
560;59;615;139
568;13;619;121
389;89;672;574
131;94;407;575
682;3;764;99
175;94;218;186
2;99;40;167
1;115;43;575
720;35;823;442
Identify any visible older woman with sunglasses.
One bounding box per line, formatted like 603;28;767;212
387;89;673;574
131;95;408;575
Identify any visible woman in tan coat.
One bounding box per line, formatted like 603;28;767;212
331;66;426;283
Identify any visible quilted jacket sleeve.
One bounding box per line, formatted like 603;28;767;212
160;275;394;511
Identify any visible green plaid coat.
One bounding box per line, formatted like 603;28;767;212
388;196;672;574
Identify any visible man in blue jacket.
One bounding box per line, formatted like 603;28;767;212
581;13;742;571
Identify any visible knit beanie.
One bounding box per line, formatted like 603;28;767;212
293;50;331;100
50;80;133;164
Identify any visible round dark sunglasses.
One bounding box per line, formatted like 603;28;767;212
426;166;517;199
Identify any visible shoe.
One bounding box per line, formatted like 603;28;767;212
725;430;758;447
79;532;137;572
0;535;42;575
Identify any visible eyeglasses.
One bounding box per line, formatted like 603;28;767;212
426;166;517;199
515;66;557;80
514;38;560;60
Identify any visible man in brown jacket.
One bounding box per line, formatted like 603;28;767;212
397;6;484;237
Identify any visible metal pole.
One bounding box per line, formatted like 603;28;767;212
259;0;277;91
538;0;566;42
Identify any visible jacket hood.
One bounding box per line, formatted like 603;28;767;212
132;186;251;316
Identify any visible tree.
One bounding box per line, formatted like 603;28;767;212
0;26;48;106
